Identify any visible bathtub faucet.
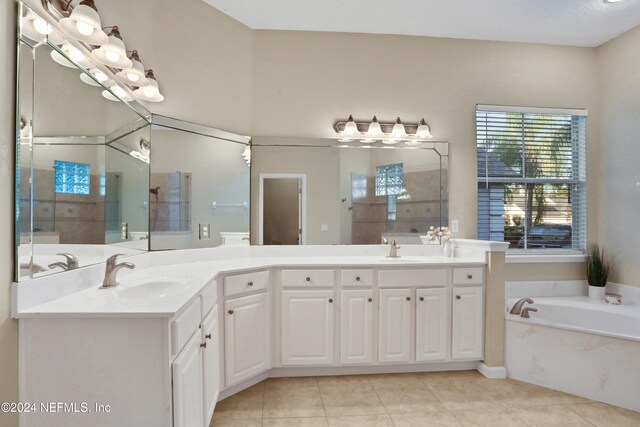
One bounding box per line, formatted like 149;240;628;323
509;297;534;315
521;307;538;318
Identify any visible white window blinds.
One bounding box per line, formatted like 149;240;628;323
476;106;586;250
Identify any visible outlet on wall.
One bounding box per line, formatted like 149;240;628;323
451;220;459;233
199;224;210;240
320;224;329;232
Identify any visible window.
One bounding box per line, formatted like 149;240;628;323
376;163;403;221
54;160;90;195
476;105;586;250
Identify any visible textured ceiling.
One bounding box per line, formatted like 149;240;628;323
203;0;640;47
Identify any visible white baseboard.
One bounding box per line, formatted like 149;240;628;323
476;362;507;379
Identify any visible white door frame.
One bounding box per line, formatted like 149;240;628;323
258;173;307;245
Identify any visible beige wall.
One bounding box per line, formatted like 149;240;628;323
1;3;18;427
597;26;640;287
506;262;586;282
251;31;601;243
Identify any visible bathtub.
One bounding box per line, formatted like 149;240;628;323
505;296;640;412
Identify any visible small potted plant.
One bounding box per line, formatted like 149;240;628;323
586;244;612;300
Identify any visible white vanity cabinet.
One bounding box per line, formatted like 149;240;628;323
173;331;205;427
340;289;375;364
281;289;335;365
451;285;484;360
378;288;413;363
223;273;271;386
416;287;449;362
202;306;220;424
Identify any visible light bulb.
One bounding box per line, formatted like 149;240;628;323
391;117;407;137
33;17;52;35
76;20;94;36
112;86;127;97
126;72;139;82
68;47;85;62
367;116;382;136
343;115;359;136
143;86;157;98
105;50;121;63
415;119;433;139
93;70;108;82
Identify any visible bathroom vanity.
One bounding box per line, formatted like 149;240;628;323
12;240;506;427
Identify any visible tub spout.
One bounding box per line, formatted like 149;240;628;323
521;307;538;318
509;297;534;315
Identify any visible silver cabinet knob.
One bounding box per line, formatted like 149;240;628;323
205;333;212;340
228;309;234;314
329;298;334;303
306;277;311;282
200;342;207;348
248;281;253;286
456;295;461;300
368;298;373;302
419;297;424;301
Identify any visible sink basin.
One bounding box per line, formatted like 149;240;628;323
118;281;185;299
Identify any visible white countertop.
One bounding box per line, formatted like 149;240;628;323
15;255;485;318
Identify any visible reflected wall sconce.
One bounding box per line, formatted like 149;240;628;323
334;116;434;145
116;51;148;86
241;145;251;167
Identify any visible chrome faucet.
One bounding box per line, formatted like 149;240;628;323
509;297;534;315
48;253;79;271
100;254;135;289
387;239;401;258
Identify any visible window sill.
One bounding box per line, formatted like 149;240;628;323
505;250;586;264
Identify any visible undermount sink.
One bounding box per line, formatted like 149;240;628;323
118;280;185;299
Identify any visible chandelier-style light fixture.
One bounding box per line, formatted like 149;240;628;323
334;116;434;145
31;0;164;103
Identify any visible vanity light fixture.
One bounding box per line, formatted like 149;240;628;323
79;67;111;87
115;51;148;87
21;10;65;44
91;26;132;69
242;145;251;166
391;117;407;138
101;84;133;102
133;69;165;102
58;0;108;45
51;43;92;68
334;116;435;145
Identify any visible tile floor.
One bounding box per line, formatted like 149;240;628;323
210;370;640;427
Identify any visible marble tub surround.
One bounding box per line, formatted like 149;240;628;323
13;239;500;317
211;371;640;426
505;281;640;413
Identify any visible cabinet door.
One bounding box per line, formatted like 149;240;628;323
282;290;335;365
202;306;219;425
340;289;374;364
225;293;271;386
451;286;484;360
416;288;448;362
172;332;204;427
378;288;412;363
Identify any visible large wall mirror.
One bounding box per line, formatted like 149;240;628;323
149;116;251;250
251;138;448;245
16;3;151;281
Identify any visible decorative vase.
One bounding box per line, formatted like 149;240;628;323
588;285;606;300
443;240;453;257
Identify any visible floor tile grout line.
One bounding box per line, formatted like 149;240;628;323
315;376;329;420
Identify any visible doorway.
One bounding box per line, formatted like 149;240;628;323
259;174;306;245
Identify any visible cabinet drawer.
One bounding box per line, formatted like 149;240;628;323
378;269;449;287
172;297;202;355
341;269;374;287
453;267;483;285
201;282;218;316
224;270;270;297
282;269;334;287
